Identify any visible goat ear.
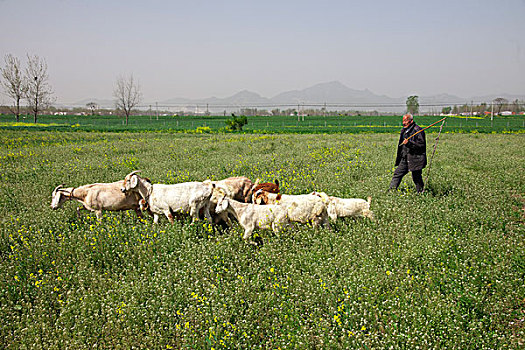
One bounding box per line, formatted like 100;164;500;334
130;175;139;189
220;198;229;211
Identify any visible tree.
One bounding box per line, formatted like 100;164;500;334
86;102;98;116
1;54;27;122
479;103;487;115
225;114;247;131
406;95;419;115
25;55;54;123
441;106;452;114
493;97;508;115
511;99;521;114
113;74;142;125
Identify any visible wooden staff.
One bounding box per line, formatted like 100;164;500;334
399;117;447;146
423;117;447;193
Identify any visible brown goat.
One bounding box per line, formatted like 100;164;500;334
252;179;279;194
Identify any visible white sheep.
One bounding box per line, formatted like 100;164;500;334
311;191;374;221
121;171;215;224
253;190;329;229
215;194;290;242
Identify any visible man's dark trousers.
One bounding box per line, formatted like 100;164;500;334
389;156;424;193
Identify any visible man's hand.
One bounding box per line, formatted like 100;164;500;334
402;138;408;145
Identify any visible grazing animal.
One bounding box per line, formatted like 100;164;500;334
251;179;280;199
121;171;215;224
311;191;375;221
210;176;254;203
253;190;329;228
51;181;143;219
214;194;290;242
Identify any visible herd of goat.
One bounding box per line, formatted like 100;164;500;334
51;171;374;242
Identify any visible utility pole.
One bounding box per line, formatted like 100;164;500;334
156;102;159;120
491;101;494;121
469;100;472;122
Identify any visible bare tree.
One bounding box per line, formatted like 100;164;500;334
1;54;27;122
25;55;54;123
113;74;142;125
493;97;508;115
86;102;98;116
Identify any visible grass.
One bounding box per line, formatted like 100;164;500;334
1;113;524;134
0;130;524;348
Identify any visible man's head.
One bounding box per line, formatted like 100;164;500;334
402;113;414;128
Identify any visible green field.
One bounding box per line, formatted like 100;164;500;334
1;130;524;348
1;113;524;134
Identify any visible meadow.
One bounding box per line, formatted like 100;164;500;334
0;129;524;348
1;113;524;134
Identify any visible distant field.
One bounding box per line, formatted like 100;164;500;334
1;113;524;133
0;130;523;348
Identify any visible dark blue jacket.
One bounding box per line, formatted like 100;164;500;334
395;123;427;171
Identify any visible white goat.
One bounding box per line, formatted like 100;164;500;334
51;181;143;219
253;190;329;228
215;194;290;242
311;191;374;221
121;171;215;224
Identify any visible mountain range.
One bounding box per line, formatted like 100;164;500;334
72;81;524;112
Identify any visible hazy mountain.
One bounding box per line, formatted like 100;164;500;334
468;93;524;103
160;90;271;106
68;98;115;109
69;81;524;112
419;93;465;105
270;81;399;106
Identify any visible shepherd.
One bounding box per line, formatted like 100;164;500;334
388;113;427;193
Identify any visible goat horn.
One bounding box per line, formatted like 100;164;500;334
127;170;141;177
53;184;64;192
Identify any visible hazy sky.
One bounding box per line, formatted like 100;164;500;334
1;0;524;104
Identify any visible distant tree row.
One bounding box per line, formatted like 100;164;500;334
1;54;522;124
0;54;55;123
1;54;142;125
441;98;523;115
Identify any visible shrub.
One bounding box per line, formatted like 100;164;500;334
225;114;247;131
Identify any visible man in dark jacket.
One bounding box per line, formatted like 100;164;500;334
389;113;427;193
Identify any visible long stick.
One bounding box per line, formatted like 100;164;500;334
422;118;446;193
399;117;447;146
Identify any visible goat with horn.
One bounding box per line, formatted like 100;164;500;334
51;180;144;220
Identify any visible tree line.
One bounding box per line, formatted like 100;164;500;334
0;54;54;123
1;54;522;125
1;54;141;125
